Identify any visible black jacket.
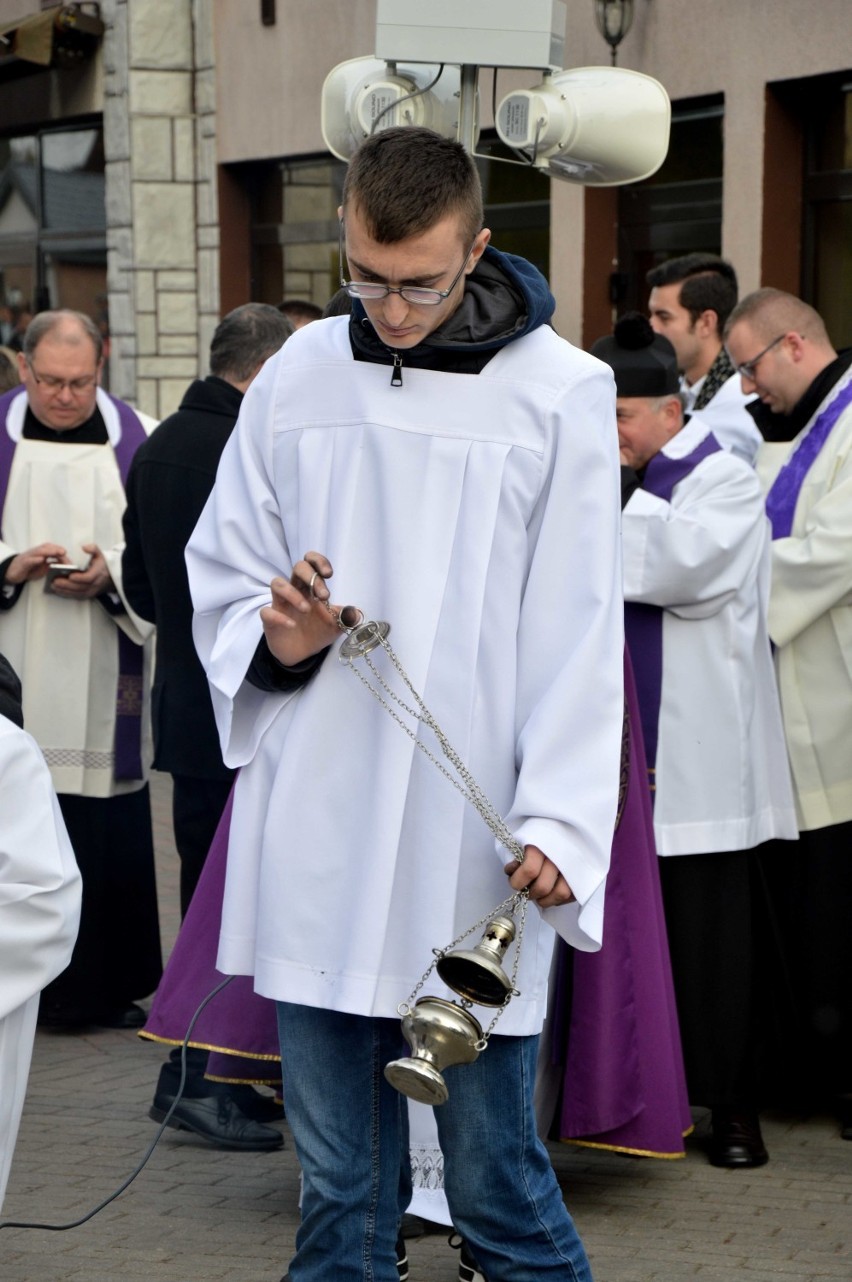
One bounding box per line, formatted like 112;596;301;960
122;377;242;780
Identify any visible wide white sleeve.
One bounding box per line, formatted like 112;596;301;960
0;721;82;1022
768;434;852;648
186;357;297;767
505;364;624;951
622;453;768;619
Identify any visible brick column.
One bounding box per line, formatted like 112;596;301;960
103;0;219;420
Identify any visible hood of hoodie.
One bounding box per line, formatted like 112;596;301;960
348;245;555;374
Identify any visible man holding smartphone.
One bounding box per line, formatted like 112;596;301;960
0;309;162;1030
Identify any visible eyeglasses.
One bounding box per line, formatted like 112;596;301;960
339;222;478;306
729;333;787;382
26;356;99;395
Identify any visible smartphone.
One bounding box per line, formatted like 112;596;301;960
44;563;85;594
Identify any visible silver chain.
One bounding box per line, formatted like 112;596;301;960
324;605;528;1045
332;615;524;864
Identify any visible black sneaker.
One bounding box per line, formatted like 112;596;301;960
396;1235;409;1281
449;1232;487;1282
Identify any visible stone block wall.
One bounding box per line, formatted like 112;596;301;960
103;0;219;420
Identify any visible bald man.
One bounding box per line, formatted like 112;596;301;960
725;288;852;1140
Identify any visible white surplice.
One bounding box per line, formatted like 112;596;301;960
0;389;154;797
757;369;852;831
0;718;81;1208
681;370;761;465
622;414;797;855
187;317;625;1035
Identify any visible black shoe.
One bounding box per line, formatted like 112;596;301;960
149;1092;284;1151
279;1237;407;1282
396;1236;409;1282
92;1003;147;1029
37;1000;91;1029
707;1110;768;1168
449;1232;487;1282
223;1082;285;1123
37;1000;146;1030
156;1061;285;1125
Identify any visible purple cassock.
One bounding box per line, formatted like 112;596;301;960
140;787;282;1086
143;652;690;1154
549;649;692;1157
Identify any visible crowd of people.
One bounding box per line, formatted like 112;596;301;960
1;126;850;1282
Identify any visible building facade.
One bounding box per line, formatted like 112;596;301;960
0;0;849;417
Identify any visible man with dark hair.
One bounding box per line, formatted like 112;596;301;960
0;309;161;1030
122;303;292;1152
187;126;624;1281
725;288;852;1139
123;302;293;914
647;253;761;462
592;312;796;1169
277;299;323;329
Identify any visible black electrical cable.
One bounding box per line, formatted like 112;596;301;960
370;64;446;135
0;973;237;1232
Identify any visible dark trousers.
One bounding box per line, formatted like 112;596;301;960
171;772;234;917
43;787;162;1015
658;847;765;1113
758;821;852;1109
167;772;233;1089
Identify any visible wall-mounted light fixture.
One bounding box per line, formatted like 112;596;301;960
594;0;635;65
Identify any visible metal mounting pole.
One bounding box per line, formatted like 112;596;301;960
456;64;479;154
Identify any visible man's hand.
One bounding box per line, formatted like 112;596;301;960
260;552;352;668
50;544;115;599
505;844;576;909
4;542;69;584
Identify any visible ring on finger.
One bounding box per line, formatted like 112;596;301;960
308;570;319;598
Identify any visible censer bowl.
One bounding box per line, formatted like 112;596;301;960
384;996;483;1105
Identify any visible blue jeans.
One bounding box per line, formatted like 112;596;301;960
277;1002;593;1282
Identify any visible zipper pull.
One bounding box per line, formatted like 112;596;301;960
391;353;403;387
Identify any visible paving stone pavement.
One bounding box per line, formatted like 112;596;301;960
2;773;850;1281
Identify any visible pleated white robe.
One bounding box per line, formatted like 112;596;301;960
0;388;154;797
187;318;625;1036
622;415;797;855
0;719;81;1209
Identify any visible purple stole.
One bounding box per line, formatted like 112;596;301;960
624;432;722;797
0;388;149;780
765;376;852;540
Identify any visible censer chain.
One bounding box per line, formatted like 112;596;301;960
324;605;529;1044
340;638;524;864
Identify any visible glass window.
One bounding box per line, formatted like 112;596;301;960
803;78;852;349
0;124;107;354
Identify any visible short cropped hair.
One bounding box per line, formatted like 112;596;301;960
24;310;104;364
646;253;739;335
278;299;323;325
209;303;293;381
0;345;19;394
724;288;831;348
342;126;483;245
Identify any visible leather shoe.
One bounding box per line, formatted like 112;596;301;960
154;1062;284;1124
224;1082;284;1123
92;1003;147;1029
38;1000;147;1030
150;1092;284;1151
707;1110;768;1168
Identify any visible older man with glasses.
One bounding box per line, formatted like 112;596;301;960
0;309;162;1031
